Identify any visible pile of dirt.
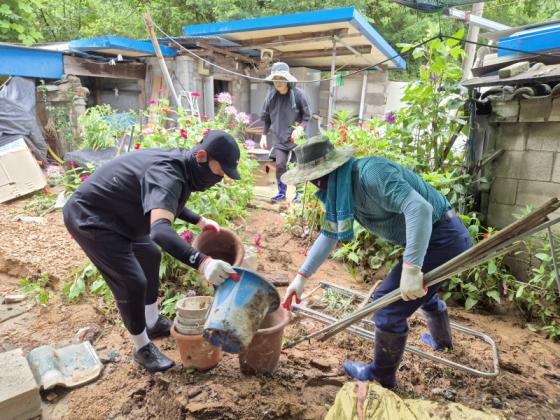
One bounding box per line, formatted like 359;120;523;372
1;197;559;419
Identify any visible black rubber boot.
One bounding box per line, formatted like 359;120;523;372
421;304;453;351
343;328;407;388
133;342;175;372
147;315;172;339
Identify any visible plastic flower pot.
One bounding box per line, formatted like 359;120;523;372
204;267;280;354
170;325;222;370
239;307;290;375
192;228;244;265
174;296;213;335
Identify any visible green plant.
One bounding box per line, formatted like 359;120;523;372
23;192;57;216
19;273;50;305
78;105;120;150
60;162;94;196
62;263;113;306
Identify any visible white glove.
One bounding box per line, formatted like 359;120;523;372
260;134;268;149
198;257;237;286
282;273;306;310
400;263;427;301
196;216;220;233
290;125;304;142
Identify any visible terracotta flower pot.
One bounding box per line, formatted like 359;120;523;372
171;325;222;370
192;228;245;265
238;307;290;375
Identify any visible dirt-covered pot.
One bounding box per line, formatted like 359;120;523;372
238;307;290;374
192;228;244;266
171;325;222;370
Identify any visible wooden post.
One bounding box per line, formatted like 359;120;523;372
462;3;485;80
358;71;368;122
143;13;181;107
327;34;337;125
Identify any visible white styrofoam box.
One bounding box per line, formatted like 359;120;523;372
0;138;47;204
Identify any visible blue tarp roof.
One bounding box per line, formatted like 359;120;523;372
183;7;406;70
0;44;64;79
69;36;176;57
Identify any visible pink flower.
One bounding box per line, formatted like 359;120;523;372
228;122;237;129
68;161;76;168
180;129;188;139
225;105;237;115
162;108;171;113
191;92;201;98
180;230;194;243
201;115;209;121
147;99;157;105
243;139;256;150
384;112;396;124
216;92;233;105
80;174;89;182
134;143;141;150
202;128;210;136
235;112;250;125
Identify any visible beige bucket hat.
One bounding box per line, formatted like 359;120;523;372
265;62;297;84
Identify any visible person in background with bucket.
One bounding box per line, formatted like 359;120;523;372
63;130;241;373
280;136;472;388
260;62;311;202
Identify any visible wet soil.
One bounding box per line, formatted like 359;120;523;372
1;195;559;419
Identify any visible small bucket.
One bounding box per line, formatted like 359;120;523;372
192;228;244;265
174;296;213;335
239;307;291;375
204;267;280;354
171;325;222;370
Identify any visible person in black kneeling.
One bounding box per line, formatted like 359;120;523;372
63;130;241;372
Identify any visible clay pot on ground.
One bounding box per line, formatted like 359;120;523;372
174;296;213;335
171;325;222;370
238;307;291;374
192;228;244;266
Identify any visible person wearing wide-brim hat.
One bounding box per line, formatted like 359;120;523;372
281;136;472;389
260;62;311;202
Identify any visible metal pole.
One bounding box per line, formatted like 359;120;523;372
546;227;560;295
358;71;368;123
327;34;337;125
144;13;181;107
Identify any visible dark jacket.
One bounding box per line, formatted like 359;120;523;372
261;86;311;151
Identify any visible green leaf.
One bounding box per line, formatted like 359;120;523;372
68;277;86;301
487;260;497;275
486;290;501;303
535;253;551;261
465;296;478;310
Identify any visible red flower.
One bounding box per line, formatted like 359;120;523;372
162;108;171;113
68;161;76;168
191;92;201;97
483;232;491;240
147;99;157;105
80;174;89;182
201;115;209;121
134;143;141;150
180;230;194;243
203;128;210;136
228;122;236;129
180;129;188;139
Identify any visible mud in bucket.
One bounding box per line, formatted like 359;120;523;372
204;267;280;353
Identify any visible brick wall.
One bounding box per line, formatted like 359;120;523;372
485;96;560;230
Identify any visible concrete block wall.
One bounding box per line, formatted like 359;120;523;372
486;96;560;229
319;70;388;120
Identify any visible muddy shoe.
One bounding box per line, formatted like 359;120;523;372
147;315;172;339
133;342;175;372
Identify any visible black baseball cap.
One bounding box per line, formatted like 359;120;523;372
199;130;241;180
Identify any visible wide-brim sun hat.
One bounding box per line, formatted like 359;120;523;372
265;62;297;84
281;136;355;185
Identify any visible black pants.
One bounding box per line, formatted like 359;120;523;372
63;205;161;335
274;148;294;185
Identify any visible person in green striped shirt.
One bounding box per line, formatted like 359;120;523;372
281;136;472;388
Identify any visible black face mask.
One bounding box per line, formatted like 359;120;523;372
186;146;223;192
310;174;329;191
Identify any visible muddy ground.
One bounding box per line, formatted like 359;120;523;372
1;194;560;419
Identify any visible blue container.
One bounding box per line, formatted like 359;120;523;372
203;267;280;353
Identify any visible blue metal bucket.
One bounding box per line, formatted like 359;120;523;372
203;267;280;353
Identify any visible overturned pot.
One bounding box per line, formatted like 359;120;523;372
175;296;213;335
192;228;244;266
238;307;290;375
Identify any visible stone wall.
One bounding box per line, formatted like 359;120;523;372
319;70;388;120
485;96;560;230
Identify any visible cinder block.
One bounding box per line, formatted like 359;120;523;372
489;178;518;205
527;122;560;152
548;97;560;122
490;101;519;123
0;349;41;420
366;70;388;84
519;98;552;122
367;82;385;95
366;93;386;106
495;123;527;151
487;203;520;228
552;154;560;184
516;180;560;207
494;151;523;178
519;151;554;181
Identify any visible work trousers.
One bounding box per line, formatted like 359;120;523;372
63;203;161;335
274;148;295;185
373;216;473;334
